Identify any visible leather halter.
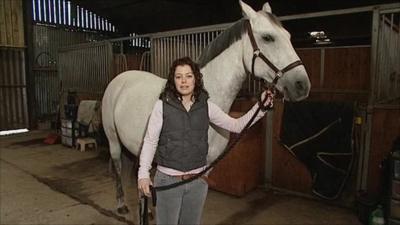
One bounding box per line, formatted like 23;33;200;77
244;20;303;85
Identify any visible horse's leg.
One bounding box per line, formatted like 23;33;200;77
109;140;129;214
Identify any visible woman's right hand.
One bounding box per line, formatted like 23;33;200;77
260;89;274;109
138;178;153;197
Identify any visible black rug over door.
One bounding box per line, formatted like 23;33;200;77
280;101;354;200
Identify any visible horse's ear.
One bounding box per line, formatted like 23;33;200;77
262;2;272;13
239;0;257;19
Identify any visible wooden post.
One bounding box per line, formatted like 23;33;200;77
361;8;380;192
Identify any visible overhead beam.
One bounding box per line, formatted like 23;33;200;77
279;3;400;21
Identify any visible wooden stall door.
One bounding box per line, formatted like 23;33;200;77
209;100;266;196
368;108;400;195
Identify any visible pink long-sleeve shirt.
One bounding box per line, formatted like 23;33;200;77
138;99;267;179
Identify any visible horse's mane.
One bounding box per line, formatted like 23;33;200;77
197;12;282;68
197;19;247;68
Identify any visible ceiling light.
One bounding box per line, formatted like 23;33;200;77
309;31;327;39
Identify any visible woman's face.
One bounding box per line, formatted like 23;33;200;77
174;64;195;98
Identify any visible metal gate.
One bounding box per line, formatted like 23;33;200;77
373;8;400;104
58;41;113;98
32;25;107;120
150;28;224;77
148;24;264;96
105;22;264;97
0;48;29;131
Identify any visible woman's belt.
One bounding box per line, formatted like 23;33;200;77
172;174;214;186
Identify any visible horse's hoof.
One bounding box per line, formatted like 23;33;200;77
117;205;129;214
149;210;154;220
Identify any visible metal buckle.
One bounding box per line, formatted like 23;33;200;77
253;49;260;57
276;70;283;78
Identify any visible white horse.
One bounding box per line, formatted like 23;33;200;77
102;0;310;214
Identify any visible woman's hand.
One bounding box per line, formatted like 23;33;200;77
138;178;153;197
260;89;274;109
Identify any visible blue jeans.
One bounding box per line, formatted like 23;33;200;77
154;170;208;225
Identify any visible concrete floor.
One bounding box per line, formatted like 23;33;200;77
0;130;362;225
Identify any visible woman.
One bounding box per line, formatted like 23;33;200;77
138;56;273;225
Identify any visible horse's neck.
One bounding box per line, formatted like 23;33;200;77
201;41;246;112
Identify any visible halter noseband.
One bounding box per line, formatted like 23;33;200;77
244;20;303;86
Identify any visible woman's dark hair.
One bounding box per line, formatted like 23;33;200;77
160;56;208;101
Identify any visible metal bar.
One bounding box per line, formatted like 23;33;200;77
61;90;104;95
369;9;380;105
397;13;400;98
0;46;27;50
107;41;113;84
280;3;400;21
21;50;28;126
373;104;400;110
380;7;400;14
166;37;171;73
310;88;369;94
320;48;325;87
195;33;198;59
0;85;27;88
32;66;57;71
172;36;175;60
59;40;109;52
11;50;18;126
178;35;182;58
179;35;187;56
376;15;384;100
168;37;172;73
177;35;181;57
161;37;165;77
207;31;210;48
150;22;232;38
387;13;399;100
0;50;6;129
190;34;194;59
157;38;161;75
158;38;162;76
295;45;371;50
16;50;24;127
150;38;154;73
152;38;157;74
172;36;180;60
22;0;33;128
356;107;367;191
154;38;158;75
167;37;171;76
93;44;99;89
202;32;206;54
264;110;273;187
4;49;11;128
84;46;89;90
184;34;187;56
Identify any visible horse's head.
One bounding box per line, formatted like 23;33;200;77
240;1;311;101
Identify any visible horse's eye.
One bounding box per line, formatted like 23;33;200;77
263;35;274;42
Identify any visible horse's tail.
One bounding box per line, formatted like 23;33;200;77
102;75;132;213
101;76;127;161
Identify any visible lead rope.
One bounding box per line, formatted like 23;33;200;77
139;19;293;225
